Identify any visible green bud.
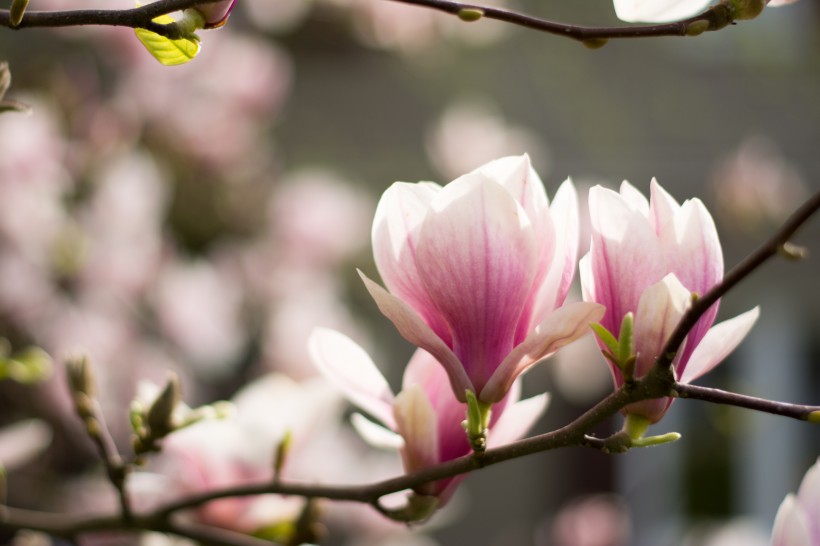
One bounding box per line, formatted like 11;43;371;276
617;313;634;367
582;38;608;50
273;430;292;480
66;355;95;398
457;8;484;22
779;242;808;261
9;0;28;27
630;432;682;448
686;20;710;36
146;372;181;438
808;411;820;424
732;0;766;19
464;390;492;454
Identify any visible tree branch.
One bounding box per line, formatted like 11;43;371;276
0;0;223;37
386;0;739;44
674;383;820;421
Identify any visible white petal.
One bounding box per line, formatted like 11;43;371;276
481;301;605;402
487;393;549;448
533;179;579;316
679;307;759;384
771;495;812;546
614;0;713;23
308;327;396;428
797;458;820;530
359;271;473;400
393;384;440;472
0;419;52;470
619;180;649;215
350;413;404;450
632;274;691;377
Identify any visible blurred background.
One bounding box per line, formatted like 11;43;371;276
0;0;819;545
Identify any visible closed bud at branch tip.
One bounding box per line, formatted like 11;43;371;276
457;8;484;22
808;411;820;424
146;372;181;437
66;356;96;398
729;0;766;19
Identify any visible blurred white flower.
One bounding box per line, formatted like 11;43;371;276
426;100;548;181
771;457;820;546
0;419;52;471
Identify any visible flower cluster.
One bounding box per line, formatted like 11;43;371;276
312;155;757;505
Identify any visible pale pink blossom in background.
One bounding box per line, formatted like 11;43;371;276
580;181;758;423
771;457;820;546
310;328;548;502
710;136;808;235
363;155;603;403
425;99;548;182
548;494;631;546
0;420;52;471
154;260;246;377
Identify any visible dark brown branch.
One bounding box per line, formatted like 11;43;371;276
0;0;223;37
674;383;820;420
655;189;820;371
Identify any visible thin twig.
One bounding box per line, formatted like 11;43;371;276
674;383;820;420
0;0;223;37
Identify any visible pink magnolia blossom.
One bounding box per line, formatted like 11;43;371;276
309;328;548;503
772;457;820;546
196;0;237;28
361;155;604;404
580;180;759;424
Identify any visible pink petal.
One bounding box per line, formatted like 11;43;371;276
393;384;440;474
372;181;452;345
308;328;396;429
678;307;759;384
588;185;665;335
797;458;820;535
416;174;538;394
481;301;605;403
662;197;724;361
619;180;650;215
359;271;473;400
648;178;681;236
487;393;549;448
632;274;691;378
771;495;812;546
532;179;579;319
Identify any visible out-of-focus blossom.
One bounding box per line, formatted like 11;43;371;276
0;419;52;471
362;155;603;404
270;169;373;267
136;373;344;533
310;328;548;503
426;99;548;182
711;136;808;235
580;181;758;424
771;457;820;546
154;260;245;377
548;494;630;546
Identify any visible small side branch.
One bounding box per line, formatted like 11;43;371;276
0;0;223;37
674;383;820;421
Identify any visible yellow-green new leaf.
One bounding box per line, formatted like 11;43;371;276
135;13;200;66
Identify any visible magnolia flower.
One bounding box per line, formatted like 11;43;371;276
361;155;604;404
772;457;820;545
309;328;548;503
196;0;237;28
614;0;797;23
580;180;759;424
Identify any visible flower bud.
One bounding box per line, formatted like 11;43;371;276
195;0;237;29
